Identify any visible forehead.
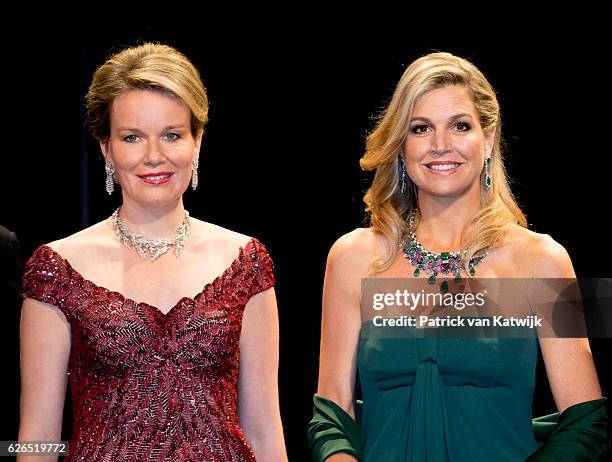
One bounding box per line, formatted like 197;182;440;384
110;89;190;126
412;85;476;116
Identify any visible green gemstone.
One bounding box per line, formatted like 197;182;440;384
427;275;436;285
440;280;449;293
469;265;476;276
413;268;420;277
485;176;491;187
485;157;491;165
441;252;450;260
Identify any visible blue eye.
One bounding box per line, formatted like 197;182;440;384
164;132;180;141
124;134;138;143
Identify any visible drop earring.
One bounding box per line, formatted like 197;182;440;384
398;153;408;194
484;156;492;189
191;158;199;190
105;163;115;195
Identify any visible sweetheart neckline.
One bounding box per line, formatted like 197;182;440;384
40;237;256;317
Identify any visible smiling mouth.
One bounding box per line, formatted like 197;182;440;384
424;162;462;171
138;173;174;184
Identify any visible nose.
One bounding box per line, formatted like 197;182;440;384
431;130;451;155
143;139;165;166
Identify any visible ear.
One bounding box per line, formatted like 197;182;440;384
484;127;496;157
99;139;112;165
193;132;203;160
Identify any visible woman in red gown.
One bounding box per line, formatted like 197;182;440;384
18;43;287;461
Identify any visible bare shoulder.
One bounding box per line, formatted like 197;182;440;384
45;220;113;263
327;227;388;275
502;225;575;278
188;218;253;258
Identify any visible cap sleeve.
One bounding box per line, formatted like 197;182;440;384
22;245;74;320
244;238;275;299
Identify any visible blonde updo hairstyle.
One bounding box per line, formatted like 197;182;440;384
86;42;208;143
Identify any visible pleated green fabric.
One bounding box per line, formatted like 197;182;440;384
357;322;539;461
307;321;609;461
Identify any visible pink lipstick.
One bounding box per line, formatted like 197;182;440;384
138;172;173;185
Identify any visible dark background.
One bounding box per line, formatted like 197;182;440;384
2;16;610;461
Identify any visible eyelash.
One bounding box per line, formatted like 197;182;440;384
164;132;180;141
410;121;472;134
122;132;181;143
455;121;471;131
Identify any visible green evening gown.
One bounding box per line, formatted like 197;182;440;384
357;321;539;461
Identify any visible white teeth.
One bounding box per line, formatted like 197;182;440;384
429;163;459;171
145;175;170;180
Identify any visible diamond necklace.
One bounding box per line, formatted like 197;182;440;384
111;207;191;261
400;210;488;293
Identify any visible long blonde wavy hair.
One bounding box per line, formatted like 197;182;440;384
360;52;527;274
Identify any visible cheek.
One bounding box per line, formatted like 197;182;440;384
170;142;197;166
114;156;141;173
404;139;429;161
457;133;485;154
173;154;195;171
109;143;141;170
182;151;196;165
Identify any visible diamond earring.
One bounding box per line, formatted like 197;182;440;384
105;163;115;195
191;158;199;190
398;152;408;194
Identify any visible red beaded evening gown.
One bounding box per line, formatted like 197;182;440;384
22;237;274;461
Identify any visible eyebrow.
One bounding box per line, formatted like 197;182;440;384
116;124;189;132
410;113;473;124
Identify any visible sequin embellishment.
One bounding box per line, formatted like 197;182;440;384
22;238;274;461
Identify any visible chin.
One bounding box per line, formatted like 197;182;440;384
130;193;185;209
421;183;475;198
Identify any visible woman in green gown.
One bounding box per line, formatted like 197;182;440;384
308;52;608;461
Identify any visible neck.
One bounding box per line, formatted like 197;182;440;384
114;199;187;239
414;188;481;253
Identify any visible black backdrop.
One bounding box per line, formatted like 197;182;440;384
2;17;610;461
